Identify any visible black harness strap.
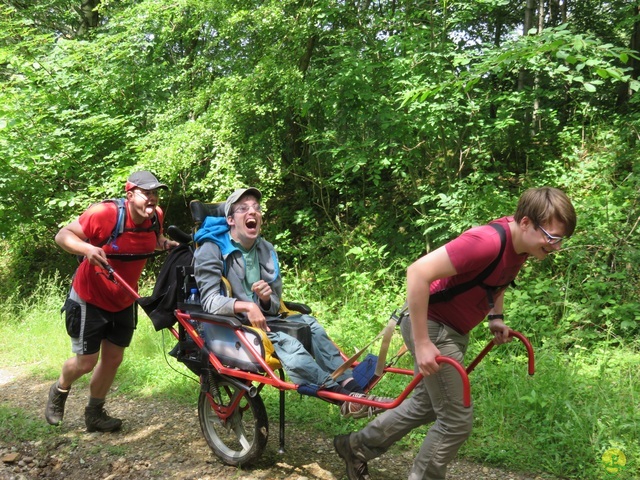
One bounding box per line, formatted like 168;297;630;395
105;251;166;261
429;223;508;307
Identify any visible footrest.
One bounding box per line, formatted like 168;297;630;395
352;353;380;390
297;384;322;397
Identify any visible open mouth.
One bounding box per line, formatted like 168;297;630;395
246;218;258;231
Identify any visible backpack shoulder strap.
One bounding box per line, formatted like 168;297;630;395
76;198;126;263
106;198;164;261
93;198;126;248
110;198;127;244
430;223;506;305
471;222;506;286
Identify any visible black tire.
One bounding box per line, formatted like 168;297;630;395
197;378;269;467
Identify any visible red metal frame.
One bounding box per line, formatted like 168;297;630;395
465;330;535;375
105;265;533;414
169;311;472;407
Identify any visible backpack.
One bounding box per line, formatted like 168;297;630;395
429;223;511;309
100;198;160;248
138;243;195;330
77;198;161;262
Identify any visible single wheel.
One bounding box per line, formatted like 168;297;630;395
198;377;269;466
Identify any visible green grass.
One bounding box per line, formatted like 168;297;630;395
461;340;640;479
0;274;201;402
2;273;639;480
0;405;57;443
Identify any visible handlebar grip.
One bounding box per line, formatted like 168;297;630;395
100;263;140;300
435;355;471;408
167;225;192;244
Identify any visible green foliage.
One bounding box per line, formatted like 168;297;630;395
414;172;517;252
1;0;640;476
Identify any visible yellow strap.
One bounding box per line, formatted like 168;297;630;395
374;317;398;376
221;276;232;297
331;305;408;380
246;326;282;370
330;326;388;380
278;300;292;317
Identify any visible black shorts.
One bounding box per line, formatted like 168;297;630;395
62;287;137;355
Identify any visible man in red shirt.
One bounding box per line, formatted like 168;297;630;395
334;187;577;480
45;171;178;432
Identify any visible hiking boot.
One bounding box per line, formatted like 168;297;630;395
84;404;123;433
340;392;394;419
45;382;69;425
334;433;370;480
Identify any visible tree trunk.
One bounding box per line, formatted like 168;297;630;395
617;5;640;106
77;0;100;36
532;0;545;133
489;11;503;119
518;0;538;92
518;0;539;142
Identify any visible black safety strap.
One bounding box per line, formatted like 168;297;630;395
429;223;507;306
105;251;167;261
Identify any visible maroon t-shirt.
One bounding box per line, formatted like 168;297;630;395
73;201;164;312
428;216;528;334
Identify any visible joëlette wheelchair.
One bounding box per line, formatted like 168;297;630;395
104;199;535;468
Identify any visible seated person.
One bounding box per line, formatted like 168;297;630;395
193;187;385;418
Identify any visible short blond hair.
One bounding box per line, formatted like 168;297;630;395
514;187;576;236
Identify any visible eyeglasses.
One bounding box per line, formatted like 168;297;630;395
134;189;159;201
538;225;565;245
233;203;262;215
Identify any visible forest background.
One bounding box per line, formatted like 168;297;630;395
0;1;639;479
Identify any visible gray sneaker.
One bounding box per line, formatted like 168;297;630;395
85;404;122;433
333;433;370;480
45;382;69;425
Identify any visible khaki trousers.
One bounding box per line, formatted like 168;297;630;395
350;319;473;480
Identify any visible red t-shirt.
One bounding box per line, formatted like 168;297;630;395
428;216;528;334
72;201;164;312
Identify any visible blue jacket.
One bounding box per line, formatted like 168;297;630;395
193;216;281;321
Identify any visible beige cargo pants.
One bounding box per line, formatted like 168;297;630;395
350;319;473;480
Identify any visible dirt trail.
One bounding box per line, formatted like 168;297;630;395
0;366;554;480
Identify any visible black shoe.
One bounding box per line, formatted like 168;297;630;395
334;434;370;480
45;382;69;425
85;404;122;433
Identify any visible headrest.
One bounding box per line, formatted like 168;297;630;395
190;200;226;225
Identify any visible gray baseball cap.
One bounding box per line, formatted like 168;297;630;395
224;187;262;217
125;171;168;191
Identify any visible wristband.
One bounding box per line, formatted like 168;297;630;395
487;314;504;321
